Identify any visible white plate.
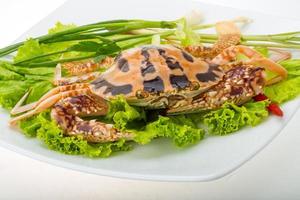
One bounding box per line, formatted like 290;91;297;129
1;0;300;182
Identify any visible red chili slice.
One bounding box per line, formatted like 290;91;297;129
253;93;268;101
267;103;284;117
253;93;284;117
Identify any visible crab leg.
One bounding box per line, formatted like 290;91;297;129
54;72;101;86
53;62;102;86
247;58;288;85
51;95;133;143
167;65;265;114
10;90;33;115
185;21;241;59
211;45;288;84
9;88;92;125
61;57;114;76
269;48;291;63
10;83;90;116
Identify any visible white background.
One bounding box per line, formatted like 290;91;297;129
0;0;300;199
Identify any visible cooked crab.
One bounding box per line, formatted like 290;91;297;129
9;22;288;143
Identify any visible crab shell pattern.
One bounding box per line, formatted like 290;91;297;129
90;45;226;109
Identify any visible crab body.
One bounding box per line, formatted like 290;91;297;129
89;45;224;110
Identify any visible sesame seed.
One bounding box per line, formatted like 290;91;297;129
221;96;228;101
208;91;217;97
225;84;231;90
237;80;244;85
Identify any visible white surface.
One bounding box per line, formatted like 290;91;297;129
0;0;300;199
2;0;300;182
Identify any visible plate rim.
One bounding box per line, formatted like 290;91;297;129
1;0;300;182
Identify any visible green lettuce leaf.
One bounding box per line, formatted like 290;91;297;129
264;59;300;103
6;65;54;76
14;39;44;63
0;80;53;109
105;96;146;130
0;61;54;76
0;61;54;109
0;65;23;80
105;96;204;147
48;22;76;34
44;22;93;60
279;59;300;71
134;115;205;147
25;81;53;104
14;22;91;64
0;80;32;109
203;101;269;135
254;46;269;57
264;77;300;103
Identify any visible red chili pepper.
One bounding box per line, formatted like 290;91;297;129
253;93;268;101
267;103;284;117
253;93;284;117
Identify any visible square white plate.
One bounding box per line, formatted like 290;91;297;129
1;0;300;182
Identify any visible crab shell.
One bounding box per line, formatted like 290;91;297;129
90;45;224;108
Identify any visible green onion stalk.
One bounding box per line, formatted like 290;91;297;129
0;19;177;58
1;18;300;67
196;32;300;49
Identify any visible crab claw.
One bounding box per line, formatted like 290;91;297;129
185;20;241;59
9;83;91;125
269;48;291;63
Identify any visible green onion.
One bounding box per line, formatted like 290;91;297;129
197;32;300;49
0;19;177;58
1;17;300;68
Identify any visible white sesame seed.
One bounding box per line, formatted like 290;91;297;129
221;96;228;101
208;91;217;97
237;80;244;85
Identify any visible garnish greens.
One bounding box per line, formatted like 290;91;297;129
0;19;300;157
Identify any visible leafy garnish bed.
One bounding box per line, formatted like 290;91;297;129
1;22;300;157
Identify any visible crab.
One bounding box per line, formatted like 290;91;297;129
9;21;288;143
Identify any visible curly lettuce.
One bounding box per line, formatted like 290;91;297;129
18;96;205;157
203;101;269;135
134;115;205;147
264;59;300;103
105;96;146;130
